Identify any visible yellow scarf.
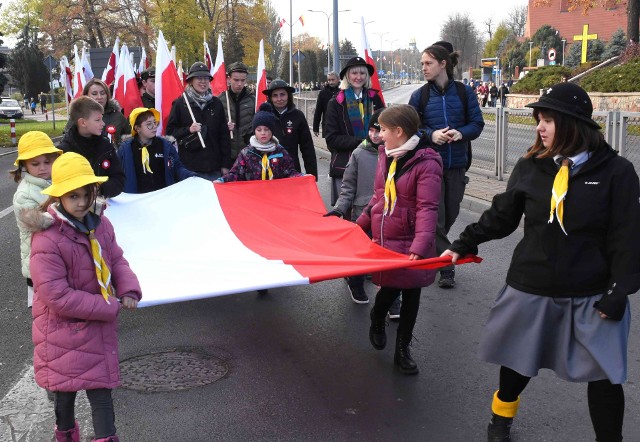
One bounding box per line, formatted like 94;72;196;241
261;153;273;180
549;158;570;235
141;145;153;174
88;231;113;303
383;158;398;216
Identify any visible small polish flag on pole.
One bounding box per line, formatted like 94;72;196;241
358;16;385;106
255;39;267;112
155;31;185;135
72;45;85;98
102;37;119;86
211;35;227;96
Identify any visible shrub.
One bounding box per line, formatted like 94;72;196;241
510;65;573;94
580;56;640;92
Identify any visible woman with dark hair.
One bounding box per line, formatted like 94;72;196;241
324;56;384;303
409;42;484;290
63;78;131;147
442;82;640;442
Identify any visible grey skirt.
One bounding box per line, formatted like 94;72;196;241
479;285;630;384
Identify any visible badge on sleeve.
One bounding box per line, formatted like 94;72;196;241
101;159;111;170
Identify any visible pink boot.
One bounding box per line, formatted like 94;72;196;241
54;420;80;442
93;436;120;442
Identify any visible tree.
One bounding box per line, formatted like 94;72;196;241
264;0;283;75
0;4;7;97
505;4;528;37
339;39;357;57
484;17;494;40
603;28;627;58
533;0;639;44
532;25;563;57
565;38;605;67
7;22;50;100
440;12;484;78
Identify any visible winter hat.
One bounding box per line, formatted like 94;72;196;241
433;40;454;54
526;82;599;129
368;109;382;131
339;56;374;79
42;152;108;197
15;131;62;166
187;62;212;81
252;102;277;133
141;67;155;81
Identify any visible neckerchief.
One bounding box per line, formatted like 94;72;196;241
88;230;113;303
344;88;370;139
141;144;153;174
383;135;421;216
549;157;571;235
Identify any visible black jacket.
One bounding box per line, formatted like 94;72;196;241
272;106;318;179
450;143;640;319
58;127;126;198
141;92;155;109
166;94;232;173
312;84;339;136
324;88;384;178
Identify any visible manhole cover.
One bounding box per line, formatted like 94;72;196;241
120;349;228;392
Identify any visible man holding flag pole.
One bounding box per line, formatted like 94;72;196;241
219;61;255;161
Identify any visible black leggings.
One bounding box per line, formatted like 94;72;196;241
497;366;624;441
373;287;421;336
54;388;116;438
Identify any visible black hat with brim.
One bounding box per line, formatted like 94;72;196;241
339;56;374;80
141;67;155;81
526;82;600;129
262;79;296;96
187;62;212;81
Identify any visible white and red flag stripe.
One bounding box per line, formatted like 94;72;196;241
211;35;227;96
107;177;479;307
155;31;184;135
72;45;85;98
102;37;119;86
113;44;143;118
59;56;73;108
255;39;267;111
357;16;385;106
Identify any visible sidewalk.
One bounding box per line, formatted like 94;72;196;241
313;137;506;215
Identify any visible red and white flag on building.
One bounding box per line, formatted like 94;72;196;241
155;31;184;135
107;177;479;307
358;16;385;106
80;47;94;82
255;39;267;111
72;45;85;99
59;56;74;109
113;44;143;118
211;35;227;96
101;37;119;86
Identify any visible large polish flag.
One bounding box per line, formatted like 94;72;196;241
358;16;385;106
72;46;85;98
107;177;480;307
155;31;184;135
255;39;267;111
211;35;227;96
113;44;143;118
81;47;94;82
101;37;119;86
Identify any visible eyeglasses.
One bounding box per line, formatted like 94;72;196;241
142;121;158;130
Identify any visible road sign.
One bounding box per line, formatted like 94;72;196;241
548;48;556;62
43;55;57;71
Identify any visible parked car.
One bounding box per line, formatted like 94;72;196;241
0;99;24;119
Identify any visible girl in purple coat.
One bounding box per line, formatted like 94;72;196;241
357;105;443;375
29;152;142;442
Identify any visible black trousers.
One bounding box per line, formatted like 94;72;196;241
55;388;116;438
373;287;421;336
497;366;624;442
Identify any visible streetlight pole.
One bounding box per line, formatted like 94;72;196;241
389;38;398;83
528;41;533;68
374;31;389;77
561;39;566;66
309;9;350;73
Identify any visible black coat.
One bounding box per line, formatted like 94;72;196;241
166;94;232;173
324;88;384;178
271;106;318;178
312;84;339;136
58;127;125;198
449;143;640;318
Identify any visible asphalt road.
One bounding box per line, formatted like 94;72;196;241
1;147;639;441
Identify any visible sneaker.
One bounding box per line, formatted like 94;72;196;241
388;297;401;320
438;269;456;288
348;285;369;304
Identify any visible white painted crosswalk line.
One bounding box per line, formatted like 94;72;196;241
0;365;91;441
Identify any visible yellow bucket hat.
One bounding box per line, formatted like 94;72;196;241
42;152;108;197
14;131;62;166
129;107;161;136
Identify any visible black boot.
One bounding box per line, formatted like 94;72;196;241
487;413;513;442
369;308;387;350
394;333;419;375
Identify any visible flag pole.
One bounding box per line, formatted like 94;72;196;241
225;91;234;139
182;93;207;148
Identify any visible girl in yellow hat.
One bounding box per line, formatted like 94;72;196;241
28;152;142;442
10;131;61;308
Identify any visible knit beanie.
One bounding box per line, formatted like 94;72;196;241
252;102;277;133
366;109;383;146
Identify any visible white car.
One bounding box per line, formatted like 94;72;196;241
0;99;24;119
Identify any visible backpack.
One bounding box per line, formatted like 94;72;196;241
417;81;472;171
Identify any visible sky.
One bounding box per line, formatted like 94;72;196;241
269;0;529;52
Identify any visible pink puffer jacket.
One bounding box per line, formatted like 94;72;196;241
30;205;142;392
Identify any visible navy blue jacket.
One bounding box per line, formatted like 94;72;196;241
118;136;195;193
409;80;484;170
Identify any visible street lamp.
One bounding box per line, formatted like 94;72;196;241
308;8;350;73
373;31;389;77
561;38;566;66
388;38;398;83
528;41;534;67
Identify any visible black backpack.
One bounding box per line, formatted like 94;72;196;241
416;81;473;171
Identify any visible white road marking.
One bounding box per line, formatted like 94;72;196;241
0;206;13;220
0;365;91;441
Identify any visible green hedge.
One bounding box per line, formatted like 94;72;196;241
580;57;640;92
510;66;574;94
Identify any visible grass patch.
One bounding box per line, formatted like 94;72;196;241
0;120;65;147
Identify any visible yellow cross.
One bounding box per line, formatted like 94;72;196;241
573;24;598;64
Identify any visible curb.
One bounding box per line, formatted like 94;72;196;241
460;195;492;215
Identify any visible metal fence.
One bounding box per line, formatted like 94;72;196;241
295;94;640;181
